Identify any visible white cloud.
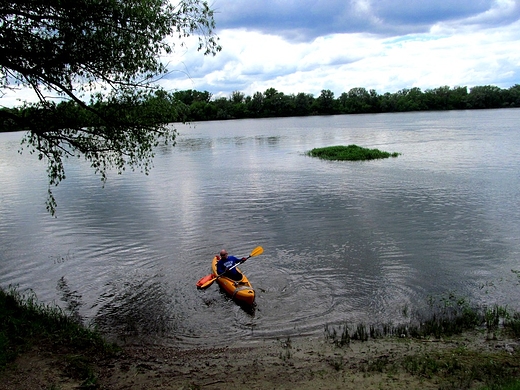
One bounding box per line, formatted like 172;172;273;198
2;0;519;107
156;13;520;99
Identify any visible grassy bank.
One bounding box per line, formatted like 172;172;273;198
0;286;117;387
323;294;520;389
306;144;400;161
2;286;520;389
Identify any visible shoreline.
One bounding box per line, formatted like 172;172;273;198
2;331;519;389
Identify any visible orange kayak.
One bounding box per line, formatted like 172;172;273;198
211;256;255;306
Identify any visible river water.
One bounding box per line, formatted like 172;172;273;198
1;109;519;346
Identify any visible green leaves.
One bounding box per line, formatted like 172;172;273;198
1;0;220;214
2;0;220;91
17;90;185;215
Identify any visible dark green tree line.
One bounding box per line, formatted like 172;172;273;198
4;83;519;132
167;84;520;122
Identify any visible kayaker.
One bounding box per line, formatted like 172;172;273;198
216;249;246;281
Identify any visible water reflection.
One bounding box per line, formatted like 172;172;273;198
176;137;214;152
255;135;281;146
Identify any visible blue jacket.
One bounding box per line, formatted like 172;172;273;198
216;255;241;278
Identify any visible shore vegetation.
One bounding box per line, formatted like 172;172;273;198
0;286;118;387
2;286;520;389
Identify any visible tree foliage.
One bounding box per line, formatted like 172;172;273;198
0;0;220;214
157;84;520;122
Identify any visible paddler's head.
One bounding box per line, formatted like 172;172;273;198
220;249;228;259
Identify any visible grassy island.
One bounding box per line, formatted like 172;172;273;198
307;144;400;161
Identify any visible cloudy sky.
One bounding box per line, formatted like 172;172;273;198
161;0;520;99
2;0;519;107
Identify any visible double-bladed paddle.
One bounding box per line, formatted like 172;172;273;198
196;246;263;289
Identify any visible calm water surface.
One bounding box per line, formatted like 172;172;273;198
1;109;519;346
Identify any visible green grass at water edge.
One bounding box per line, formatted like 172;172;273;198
325;324;520;389
324;294;520;389
325;294;520;344
0;286;118;383
307;144;400;161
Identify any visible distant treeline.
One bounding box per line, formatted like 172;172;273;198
176;84;520;121
1;84;520;131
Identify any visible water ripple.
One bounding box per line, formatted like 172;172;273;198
1;111;520;347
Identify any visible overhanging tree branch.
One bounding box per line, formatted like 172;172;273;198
1;0;220;215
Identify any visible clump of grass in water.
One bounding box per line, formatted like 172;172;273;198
0;286;117;383
351;323;369;341
505;312;520;338
325;293;520;343
325;322;350;347
407;294;483;338
278;336;292;360
307;144;400;161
